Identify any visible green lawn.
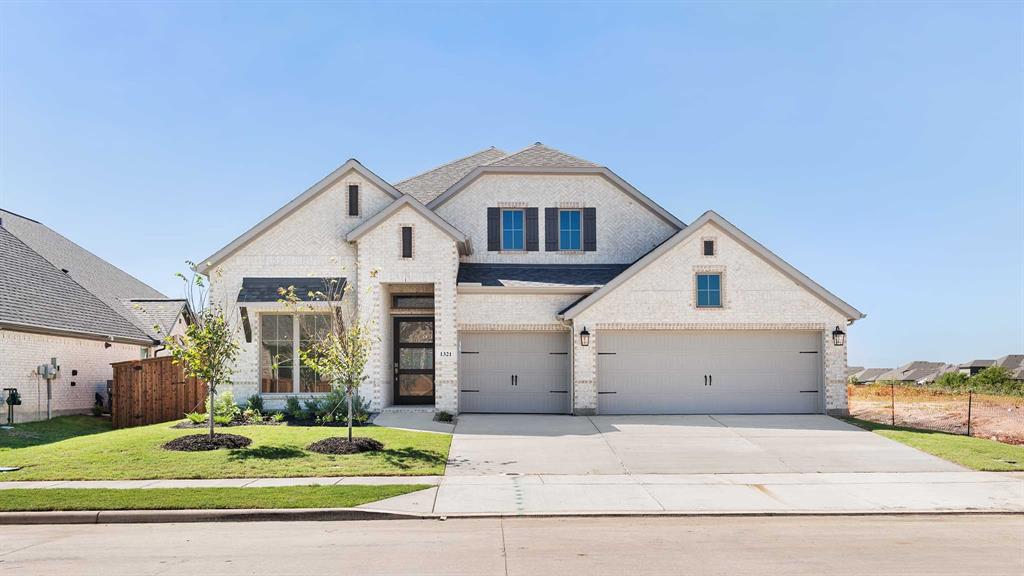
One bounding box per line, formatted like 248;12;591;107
845;417;1024;472
0;416;451;480
0;485;429;511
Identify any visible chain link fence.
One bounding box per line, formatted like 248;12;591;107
848;384;1024;445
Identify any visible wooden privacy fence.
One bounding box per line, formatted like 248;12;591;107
111;356;207;429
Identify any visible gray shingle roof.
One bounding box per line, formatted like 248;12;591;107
128;299;189;338
237;277;347;302
484;143;599;168
959;359;995;369
457;263;629;288
394;147;508;204
877;361;952;383
1;209;181;343
0;225;152;342
852;368;892;383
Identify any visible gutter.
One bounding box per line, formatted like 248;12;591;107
0;322;155;347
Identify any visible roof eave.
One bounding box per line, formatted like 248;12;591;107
0;321;156;346
346;195;470;253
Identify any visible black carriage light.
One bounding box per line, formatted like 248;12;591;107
832;326;846;347
580;327;591;347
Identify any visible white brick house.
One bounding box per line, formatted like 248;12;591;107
0;209;190;423
199;144;863;416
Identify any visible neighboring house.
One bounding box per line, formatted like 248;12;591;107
958;359;995;377
0;209;189;422
198;143;864;416
876;361;954;385
992;355;1024;380
847;366;865;379
850;368;891;385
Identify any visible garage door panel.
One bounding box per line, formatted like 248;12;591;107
459;332;570;414
598;330;821;415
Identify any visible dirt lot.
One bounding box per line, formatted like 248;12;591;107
848;385;1024;445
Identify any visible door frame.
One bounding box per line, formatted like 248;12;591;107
393;316;435;405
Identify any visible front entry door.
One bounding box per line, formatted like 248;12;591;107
394;317;435;405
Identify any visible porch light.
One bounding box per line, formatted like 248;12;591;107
580;327;591;347
832;326;846;347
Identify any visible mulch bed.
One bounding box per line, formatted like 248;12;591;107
163;433;252;452
306;437;384;454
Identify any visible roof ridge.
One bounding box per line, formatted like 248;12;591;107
0;226;152;342
394;146;505;186
482;142;599;167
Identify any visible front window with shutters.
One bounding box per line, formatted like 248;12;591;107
501;209;524;250
559;209;581;250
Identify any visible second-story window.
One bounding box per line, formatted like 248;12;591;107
502;209;524;251
559;209;581;250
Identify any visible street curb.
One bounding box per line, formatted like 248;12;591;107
0;508;428;525
0;508;1019;525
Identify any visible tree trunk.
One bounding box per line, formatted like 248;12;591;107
209;386;215;441
347;385;353;442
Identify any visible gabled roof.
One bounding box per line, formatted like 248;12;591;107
346;195;470;253
197;159;403;274
959;359;995;369
994;355;1024;371
128;299;190;339
877;361;951;382
395;147;508;204
484;143;599;168
0;219;155;344
457;263;629;288
853;368;892;383
560;210;865;322
426;144;685;229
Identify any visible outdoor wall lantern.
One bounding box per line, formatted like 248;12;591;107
580;327;591;347
832;326;846;347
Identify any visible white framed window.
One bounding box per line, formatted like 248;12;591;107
501;209;525;250
260;313;332;394
559;209;582;250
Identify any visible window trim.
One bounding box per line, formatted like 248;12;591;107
694;272;724;309
259;312;334;394
558;208;582;251
500;208;525;251
347;183;360;217
702;237;716;257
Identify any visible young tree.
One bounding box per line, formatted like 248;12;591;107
163;264;240;441
280;276;373;443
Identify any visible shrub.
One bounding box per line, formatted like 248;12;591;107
246;394;264;413
931;371;969;392
269;412;285;423
435;410;454;423
205;390;240;422
283;396;304;421
242;407;263;424
213;414;233;426
970;366;1022;396
185;411;207;425
91;404;104;417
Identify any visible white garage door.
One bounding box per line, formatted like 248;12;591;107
597;330;821;414
458;332;571;414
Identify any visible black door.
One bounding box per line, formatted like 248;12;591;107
393;317;435;405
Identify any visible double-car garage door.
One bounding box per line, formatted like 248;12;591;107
458;330;821;415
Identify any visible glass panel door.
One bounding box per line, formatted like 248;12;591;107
393;317;434;405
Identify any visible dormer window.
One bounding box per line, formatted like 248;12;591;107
501;209;524;251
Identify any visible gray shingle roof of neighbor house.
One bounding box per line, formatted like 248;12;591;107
457;263;630;288
0;221;154;344
127;299;190;339
395;147;509;204
847;366;865;377
958;359;995;369
853;368;892;383
994;355;1024;371
559;210;865;322
876;361;952;383
237;277;346;303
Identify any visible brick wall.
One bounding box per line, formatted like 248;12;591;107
571;220;851;415
435;173;678;264
0;330;144;423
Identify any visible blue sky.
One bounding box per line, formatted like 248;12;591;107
1;2;1021;368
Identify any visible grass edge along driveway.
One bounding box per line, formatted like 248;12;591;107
0;416;451;481
0;485;431;512
844;417;1024;472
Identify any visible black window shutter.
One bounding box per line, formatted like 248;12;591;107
348;185;359;216
401;226;413;258
583;207;597;251
486;208;500;251
525;208;539;251
544;208;558;251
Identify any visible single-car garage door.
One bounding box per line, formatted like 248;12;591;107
597;330;821;414
459;332;570;414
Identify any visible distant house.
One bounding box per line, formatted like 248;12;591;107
876;361;954;385
958;359;995;377
0;209;189;423
847;366;865;379
850;368;892;384
993;355;1024;380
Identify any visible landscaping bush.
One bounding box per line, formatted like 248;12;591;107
184;411;207;425
435;411;454;423
246;394;264;413
269;412;285;423
206;390;241;422
242;408;263;425
284;396;304;421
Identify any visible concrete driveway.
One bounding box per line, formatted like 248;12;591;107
446;414;963;475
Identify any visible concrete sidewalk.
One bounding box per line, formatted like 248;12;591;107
360;471;1024;516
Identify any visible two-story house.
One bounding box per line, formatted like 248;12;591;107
198;144;863;416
